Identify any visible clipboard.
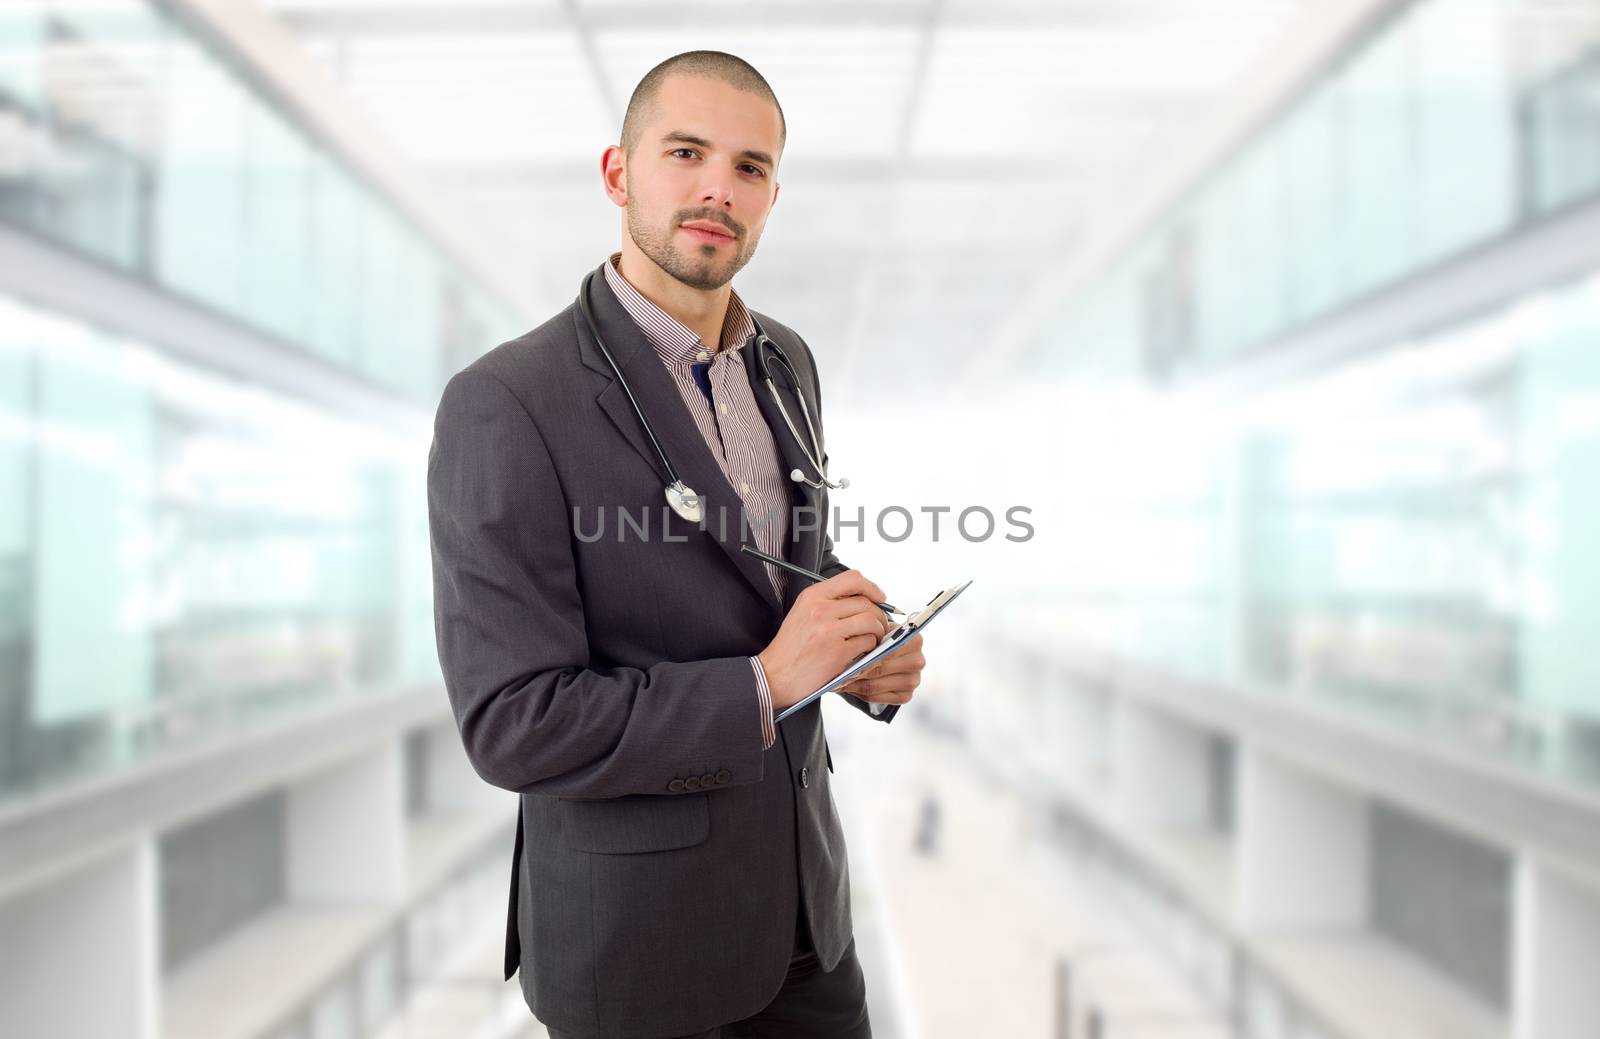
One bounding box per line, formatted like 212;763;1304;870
774;579;973;723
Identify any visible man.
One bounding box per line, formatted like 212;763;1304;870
428;51;927;1039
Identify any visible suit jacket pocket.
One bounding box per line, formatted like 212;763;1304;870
559;791;710;854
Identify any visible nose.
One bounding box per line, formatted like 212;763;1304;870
699;171;735;209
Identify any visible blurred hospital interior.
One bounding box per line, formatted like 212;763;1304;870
3;0;1600;1037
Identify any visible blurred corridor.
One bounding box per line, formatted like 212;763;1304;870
4;0;1600;1036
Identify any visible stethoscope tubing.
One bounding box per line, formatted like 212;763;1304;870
756;338;839;491
578;270;689;489
576;269;838;497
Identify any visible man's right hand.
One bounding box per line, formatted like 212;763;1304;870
758;569;894;710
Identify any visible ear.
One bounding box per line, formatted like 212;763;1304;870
601;145;627;207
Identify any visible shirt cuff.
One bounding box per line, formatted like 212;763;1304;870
749;656;776;750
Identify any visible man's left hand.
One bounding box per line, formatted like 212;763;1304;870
836;633;925;706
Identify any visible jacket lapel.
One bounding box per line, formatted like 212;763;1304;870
741;336;826;614
574;260;784;619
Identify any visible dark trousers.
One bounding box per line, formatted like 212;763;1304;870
547;902;871;1039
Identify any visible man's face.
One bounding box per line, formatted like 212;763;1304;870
621;74;782;291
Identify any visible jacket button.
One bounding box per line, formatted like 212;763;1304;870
799;766;809;788
668;778;685;792
714;769;731;785
685;775;701;790
699;772;716;787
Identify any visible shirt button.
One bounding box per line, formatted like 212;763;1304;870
719;402;728;415
697;349;709;361
740;481;749;494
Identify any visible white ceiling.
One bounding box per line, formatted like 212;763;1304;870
258;0;1310;401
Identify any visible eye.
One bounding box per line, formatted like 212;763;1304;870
670;147;698;159
739;164;767;178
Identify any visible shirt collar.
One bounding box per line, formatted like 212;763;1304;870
604;251;757;368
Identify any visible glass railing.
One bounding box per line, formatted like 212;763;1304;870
0;0;522;403
1038;0;1600;381
257;830;509;1039
1015;266;1600;789
1009;0;1600;792
0;293;440;805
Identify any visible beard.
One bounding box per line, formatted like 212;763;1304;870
626;201;758;291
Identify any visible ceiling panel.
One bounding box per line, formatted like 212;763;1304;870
310;32;609;163
595;27;922;160
261;0;1312;390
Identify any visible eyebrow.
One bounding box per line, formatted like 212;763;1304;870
660;131;774;169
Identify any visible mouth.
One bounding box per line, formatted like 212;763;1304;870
680;223;735;245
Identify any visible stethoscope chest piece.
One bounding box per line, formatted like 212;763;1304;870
664;480;703;524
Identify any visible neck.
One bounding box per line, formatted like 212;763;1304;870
618;238;731;353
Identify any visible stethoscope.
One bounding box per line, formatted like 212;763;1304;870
577;269;848;525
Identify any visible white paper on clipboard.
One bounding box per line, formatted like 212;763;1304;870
773;578;973;724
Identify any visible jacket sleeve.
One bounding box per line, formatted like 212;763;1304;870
428;369;771;798
796;335;900;727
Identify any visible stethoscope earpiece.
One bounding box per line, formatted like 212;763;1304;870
788;468;849;491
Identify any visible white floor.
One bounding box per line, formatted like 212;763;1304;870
832;710;1234;1039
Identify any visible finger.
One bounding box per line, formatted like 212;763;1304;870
843;684;915;704
812;569;886;606
855;649;923;677
841;671;922;697
856;628;920;652
831;594;889;621
859;653;924;679
868;597;898;631
840;680;899;698
875;634;925;662
875;649;915;670
832;598;895;639
840;631;878;658
834;610;887;642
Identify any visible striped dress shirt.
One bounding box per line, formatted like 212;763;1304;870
603;252;791;749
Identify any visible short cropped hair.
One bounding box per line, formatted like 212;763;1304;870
620;50;786;159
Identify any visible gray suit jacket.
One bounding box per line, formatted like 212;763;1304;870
427;259;897;1038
